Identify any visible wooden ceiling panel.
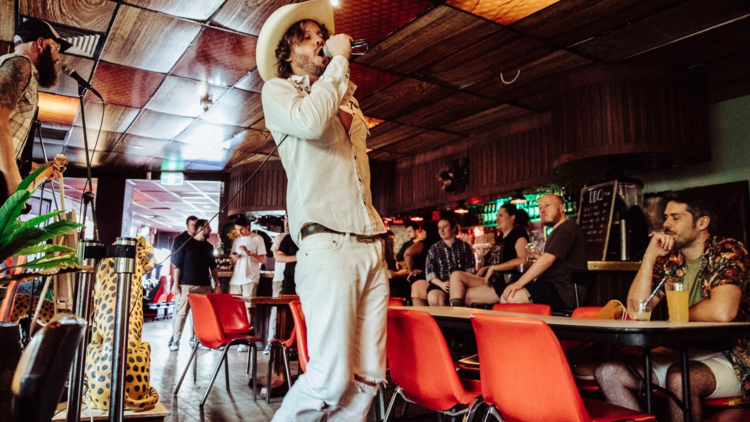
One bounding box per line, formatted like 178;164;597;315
419;28;556;89
1;0;14;42
397;91;499;128
175;121;243;147
74;102;139;133
102;151;154;169
37;93;80;126
144;155;186;172
250;118;267;132
635;16;750;67
172;27;258;87
147;76;228;118
102;5;202;73
39;54;94;97
513;90;552;112
572;0;750;63
127;110;194;139
440;104;531;135
359;78;453;121
335;0;436;47
448;0;563;26
20;0;116;33
367;121;426;150
234;68;264;93
357;5;501;75
57;146;106;167
200;88;264;127
227;129;276;153
698;50;750;104
155;140;232;165
66;127;121;152
350;63;403;101
112;134;171;155
87;61;164;108
186;162;226;171
513;0;682;48
383;130;464;156
212;0;297;36
367;149;408;161
124;0;225;21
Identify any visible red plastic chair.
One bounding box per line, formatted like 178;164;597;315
288;300;309;373
471;313;655;422
491;303;552;315
705;409;750;422
388;297;407;307
209;294;254;335
173;294;262;405
385;308;482;421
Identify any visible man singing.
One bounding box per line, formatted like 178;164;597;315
257;1;388;420
0;18;68;201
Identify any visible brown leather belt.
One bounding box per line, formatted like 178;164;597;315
300;223;382;243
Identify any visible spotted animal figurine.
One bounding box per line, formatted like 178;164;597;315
8;294;55;324
85;236;159;411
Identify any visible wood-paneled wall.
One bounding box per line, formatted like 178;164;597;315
227;160;287;216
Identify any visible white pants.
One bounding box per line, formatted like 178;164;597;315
229;282;258;325
272;233;389;422
268;280;283;341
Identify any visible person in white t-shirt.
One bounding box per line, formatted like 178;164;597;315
265;216;289;354
230;215;266;352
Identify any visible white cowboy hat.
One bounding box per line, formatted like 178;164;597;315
256;0;335;82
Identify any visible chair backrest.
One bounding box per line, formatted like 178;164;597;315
387;308;473;411
388;297;406;307
188;294;227;349
471;313;592;422
571;306;603;320
288;301;309;372
12;314;86;422
491;303;551;316
207;294;250;334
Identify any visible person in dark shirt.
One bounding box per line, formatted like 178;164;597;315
169;219;220;351
396;222;419;265
170;215;198;272
502;194;587;312
275;219;299;295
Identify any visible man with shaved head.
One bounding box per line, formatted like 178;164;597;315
501;194;587;312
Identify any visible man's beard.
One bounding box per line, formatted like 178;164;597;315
292;51;326;78
37;45;59;88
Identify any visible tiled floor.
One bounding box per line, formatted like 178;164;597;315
144;318;436;421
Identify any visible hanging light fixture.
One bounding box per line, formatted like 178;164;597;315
510;190;527;204
410;216;424;222
454;201;468;214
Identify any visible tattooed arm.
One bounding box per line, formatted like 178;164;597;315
0;56;32;199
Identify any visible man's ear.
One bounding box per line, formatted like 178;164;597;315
698;216;711;231
34;37;45;52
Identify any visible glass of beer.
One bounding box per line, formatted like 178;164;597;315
628;298;652;321
666;281;689;323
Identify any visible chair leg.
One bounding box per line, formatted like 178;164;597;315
400;401;409;417
251;342;258;401
193;343;198;383
463;396;484;422
383;386;403;422
282;346;293;389
483;406;504;422
378;384;386;421
200;345;231;406
266;343;277;404
173;341;199;395
225;349;231;391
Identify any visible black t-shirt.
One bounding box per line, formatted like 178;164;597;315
396;240;414;262
485;226;529;284
537;220;587;308
173;239;216;286
278;234;299;285
171;231;191;265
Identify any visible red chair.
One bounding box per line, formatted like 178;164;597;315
705;409;750;422
209;293;254;335
471;313;655;422
385;308;482;422
564;306;605;392
173;294;262;406
289;300;309;373
388;297;407;306
491;303;552;315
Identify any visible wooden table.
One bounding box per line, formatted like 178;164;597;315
407;306;750;422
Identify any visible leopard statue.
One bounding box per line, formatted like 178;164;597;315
84;236;159;411
9;293;55;324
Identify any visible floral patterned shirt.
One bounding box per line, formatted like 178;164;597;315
652;236;750;397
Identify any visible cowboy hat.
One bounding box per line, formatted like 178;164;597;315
256;0;334;82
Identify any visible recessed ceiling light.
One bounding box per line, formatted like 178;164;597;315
132;145;143;149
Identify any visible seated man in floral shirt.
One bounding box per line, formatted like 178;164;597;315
594;192;750;422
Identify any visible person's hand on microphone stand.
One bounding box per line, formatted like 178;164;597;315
324;34;353;60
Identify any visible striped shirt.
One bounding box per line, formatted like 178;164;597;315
0;51;39;159
425;239;475;282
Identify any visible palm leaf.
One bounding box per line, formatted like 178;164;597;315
6;252;78;271
0;227;45;261
16;165;48;192
33;220;83;244
0;190;32;238
15;244;76;256
0;264;94;286
19;210;65;230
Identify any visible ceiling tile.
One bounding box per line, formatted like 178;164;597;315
112;134;171;155
143;156;186;172
175;120;243;146
225;129;276;153
74;101;140;133
146;76;228;118
1;0;14;42
88;61;164;108
383;130;464;156
172;27;258;87
127;110;194;139
513;90;552;112
367;121;426;150
43;145;106;167
359;78;453;121
20;0;116;33
186;161;227;171
235;68;264;93
335;0;437;47
124;0;225;21
200;88;264;127
357;5;501;75
37;93;80;126
419;28;557;89
65;127;121;152
102;151;153;169
448;0;563;26
39;54;94;97
572;0;750;63
440;104;531;135
363;116;385;130
102;4;202;73
512;0;682;48
350;63;403;101
212;0;295;36
396;91;499;127
367;149;408;161
154;140;231;164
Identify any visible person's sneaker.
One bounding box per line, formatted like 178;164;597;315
167;336;174;347
169;340;180;351
189;337;196;348
262;344;272;355
237;344;249;352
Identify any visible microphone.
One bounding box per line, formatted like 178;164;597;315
323;39;370;58
61;64;103;99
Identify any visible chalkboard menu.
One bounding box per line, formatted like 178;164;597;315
577;181;618;261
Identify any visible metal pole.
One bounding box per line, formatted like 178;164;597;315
108;237;137;422
66;240;104;422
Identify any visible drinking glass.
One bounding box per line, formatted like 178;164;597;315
666;281;689;323
628;298;652;321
